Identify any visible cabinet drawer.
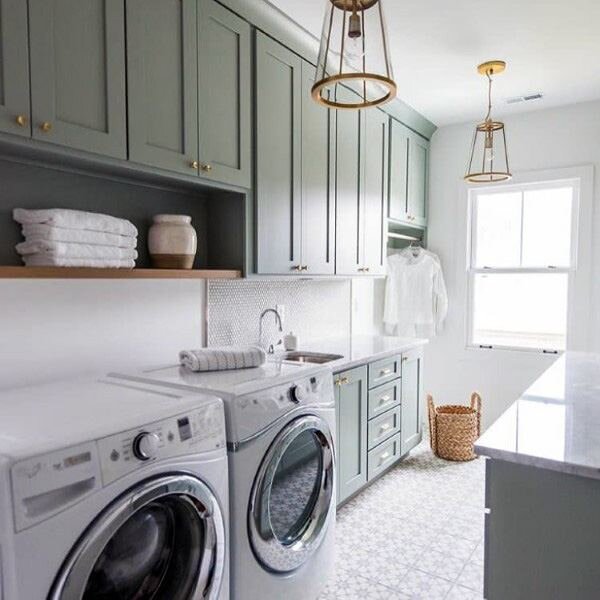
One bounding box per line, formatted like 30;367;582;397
368;434;401;480
368;382;401;420
368;407;401;450
368;355;401;388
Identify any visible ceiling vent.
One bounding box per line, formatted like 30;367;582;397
506;93;543;105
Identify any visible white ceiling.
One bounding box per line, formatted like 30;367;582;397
266;0;600;126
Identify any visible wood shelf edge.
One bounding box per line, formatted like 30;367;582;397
0;266;242;280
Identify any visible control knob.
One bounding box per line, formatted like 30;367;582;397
290;385;307;404
132;432;160;461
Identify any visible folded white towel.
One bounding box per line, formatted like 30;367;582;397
14;208;138;237
179;346;266;372
16;240;138;260
22;224;137;248
22;256;135;268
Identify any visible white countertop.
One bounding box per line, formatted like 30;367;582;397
475;352;600;479
276;334;428;373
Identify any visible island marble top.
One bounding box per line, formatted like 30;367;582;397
475;352;600;479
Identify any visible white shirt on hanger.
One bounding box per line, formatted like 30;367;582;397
383;246;448;338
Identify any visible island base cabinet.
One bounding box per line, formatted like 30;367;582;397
485;459;600;600
335;366;368;505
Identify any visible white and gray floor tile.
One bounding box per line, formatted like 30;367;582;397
320;440;485;599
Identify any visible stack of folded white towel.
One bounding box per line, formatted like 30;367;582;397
13;208;138;268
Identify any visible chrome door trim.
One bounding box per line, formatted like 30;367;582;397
49;473;225;600
228;403;335;452
248;415;335;573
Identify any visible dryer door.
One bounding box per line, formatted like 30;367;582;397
49;474;225;600
249;415;335;573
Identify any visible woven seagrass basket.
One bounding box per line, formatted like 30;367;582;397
427;392;482;461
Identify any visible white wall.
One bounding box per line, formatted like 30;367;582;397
426;99;600;429
0;280;205;390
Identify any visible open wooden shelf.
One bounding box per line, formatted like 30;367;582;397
0;266;242;280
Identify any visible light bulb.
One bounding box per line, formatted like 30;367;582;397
345;11;364;70
484;133;495;165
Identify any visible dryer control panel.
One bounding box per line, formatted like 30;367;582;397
98;404;225;485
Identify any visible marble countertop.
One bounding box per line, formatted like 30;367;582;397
273;334;428;373
475;352;600;479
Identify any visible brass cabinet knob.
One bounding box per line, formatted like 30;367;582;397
200;163;212;172
15;115;27;127
40;121;52;133
301;265;309;271
291;265;302;271
190;160;199;170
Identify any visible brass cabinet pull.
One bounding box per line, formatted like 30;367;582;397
401;356;408;362
364;267;370;273
200;163;212;172
380;395;391;403
15;115;27;127
380;422;391;431
379;368;392;376
300;265;309;271
380;451;391;460
291;265;302;271
335;376;349;387
40;121;52;132
190;160;200;170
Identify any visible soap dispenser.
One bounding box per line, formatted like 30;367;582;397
284;332;298;351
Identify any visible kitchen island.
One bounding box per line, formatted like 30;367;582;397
475;352;600;600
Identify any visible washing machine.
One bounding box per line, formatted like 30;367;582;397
112;361;336;600
0;377;229;600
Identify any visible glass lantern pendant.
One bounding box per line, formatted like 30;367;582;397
312;0;397;110
464;61;512;183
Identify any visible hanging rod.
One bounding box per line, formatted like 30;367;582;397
388;232;421;242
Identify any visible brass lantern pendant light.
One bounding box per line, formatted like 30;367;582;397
312;0;396;110
465;61;512;183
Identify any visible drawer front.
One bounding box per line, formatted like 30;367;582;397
368;407;401;450
368;434;401;480
368;382;401;420
368;355;401;388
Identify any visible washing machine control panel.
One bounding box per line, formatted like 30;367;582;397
98;404;225;485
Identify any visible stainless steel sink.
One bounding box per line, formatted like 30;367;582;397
281;351;343;364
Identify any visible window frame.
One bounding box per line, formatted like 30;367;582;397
465;177;582;354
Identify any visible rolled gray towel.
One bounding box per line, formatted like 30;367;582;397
179;346;266;372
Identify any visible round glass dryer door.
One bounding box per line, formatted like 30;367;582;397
49;475;225;600
249;415;335;573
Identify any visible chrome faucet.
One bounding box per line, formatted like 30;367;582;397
259;308;283;354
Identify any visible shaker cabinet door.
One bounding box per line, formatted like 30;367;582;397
198;0;251;188
0;0;30;137
29;0;126;158
336;366;368;504
388;117;409;222
127;0;198;174
255;32;302;274
401;348;424;455
407;132;428;227
301;60;335;275
362;108;387;276
334;85;362;276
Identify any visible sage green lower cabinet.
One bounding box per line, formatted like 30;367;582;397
401;347;424;455
28;0;127;158
127;0;199;174
198;0;251;188
336;348;424;503
0;0;31;137
335;366;368;505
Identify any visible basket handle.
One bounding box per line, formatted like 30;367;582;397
427;394;437;454
470;392;482;438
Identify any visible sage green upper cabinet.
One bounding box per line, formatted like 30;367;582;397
406;131;428;227
361;108;387;276
388;117;409;222
301;60;335;275
198;0;251;188
388;117;429;227
0;0;30;137
255;32;302;274
401;347;424;456
334;86;362;276
127;0;198;174
336;366;368;505
28;0;126;158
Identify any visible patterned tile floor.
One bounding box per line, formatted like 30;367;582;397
319;440;485;599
